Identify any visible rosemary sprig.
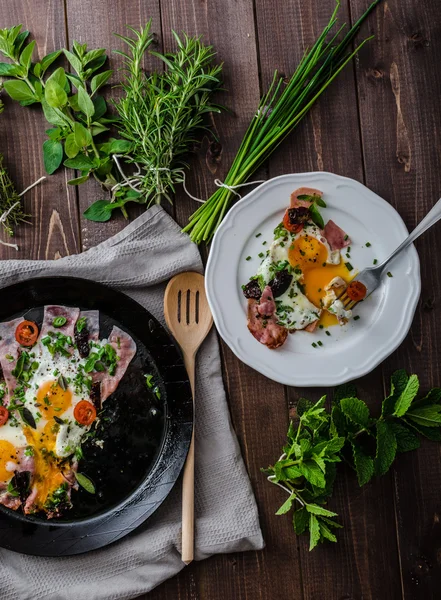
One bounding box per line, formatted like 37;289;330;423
0;154;29;238
183;0;381;243
86;22;223;215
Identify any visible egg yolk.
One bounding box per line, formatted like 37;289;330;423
36;380;72;420
0;440;17;483
22;380;74;510
288;234;352;327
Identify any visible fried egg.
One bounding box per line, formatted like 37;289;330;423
256;224;352;329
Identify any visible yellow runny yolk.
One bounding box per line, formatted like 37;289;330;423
0;440;18;483
23;380;74;510
288;234;351;327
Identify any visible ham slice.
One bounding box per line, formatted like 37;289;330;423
304;320;319;333
0;317;25;404
0;484;21;510
78;310;100;342
247;299;288;349
93;326;137;402
40;305;80;341
257;286;277;317
323;220;351;251
290;187;323;208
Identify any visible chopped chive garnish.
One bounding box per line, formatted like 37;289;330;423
344;234;349;241
262;241;267;246
319;324;324;329
325;330;331;336
312;342;317;348
318;288;322;292
246;256;251;261
366;242;371;247
345;262;353;271
322;262;327;267
347;246;351;253
258;252;264;258
317;340;323;346
255;233;262;238
354;315;360;321
387;271;393;277
373;259;378;265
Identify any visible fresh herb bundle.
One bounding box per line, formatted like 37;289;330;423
183;0;381;243
264;370;441;550
0;26;126;186
83;21;223;222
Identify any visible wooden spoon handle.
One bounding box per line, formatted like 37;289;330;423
182;352;196;564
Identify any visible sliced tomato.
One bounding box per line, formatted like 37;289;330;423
74;400;97;426
283;209;304;234
0;406;9;426
15;320;39;347
346;281;367;302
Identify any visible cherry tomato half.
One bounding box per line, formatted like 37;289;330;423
283;209;304;234
0;406;9;426
346;281;367;302
15;320;39;347
73;400;97;426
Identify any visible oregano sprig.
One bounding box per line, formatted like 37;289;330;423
264;371;441;550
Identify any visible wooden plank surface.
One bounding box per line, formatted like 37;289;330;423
1;0;441;598
351;0;441;597
0;0;79;260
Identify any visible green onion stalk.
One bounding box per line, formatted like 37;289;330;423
183;0;381;244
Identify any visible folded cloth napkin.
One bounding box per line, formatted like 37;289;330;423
0;206;264;600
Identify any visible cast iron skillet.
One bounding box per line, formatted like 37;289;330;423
0;277;192;556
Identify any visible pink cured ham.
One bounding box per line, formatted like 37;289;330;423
0;317;26;404
40;305;80;342
0;484;21;510
290;187;323;209
257;286;277;317
93;326;137;402
247;299;288;349
304;320;319;333
323;220;351;251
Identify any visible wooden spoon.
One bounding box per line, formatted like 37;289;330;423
164;272;213;564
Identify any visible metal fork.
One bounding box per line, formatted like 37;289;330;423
337;197;441;311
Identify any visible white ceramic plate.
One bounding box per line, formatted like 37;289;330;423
206;172;421;387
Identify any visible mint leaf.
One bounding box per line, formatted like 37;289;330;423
276;493;295;515
309;514;321;550
83;200;113;222
351;441;374;486
319;521;337;542
293;508;308;535
330;405;346;437
75;472;95;494
390;422;420;453
393;374;419;417
340;397;371;428
297;397;313;416
299;461;326;488
404;420;441;441
411;387;441;409
305;503;337;517
390;369;409;394
374;421;397;476
320;515;343;529
284;466;302;479
333;382;357;404
406;405;441;427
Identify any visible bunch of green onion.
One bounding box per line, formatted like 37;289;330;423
183;0;381;244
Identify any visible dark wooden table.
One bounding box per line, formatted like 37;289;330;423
1;1;441;598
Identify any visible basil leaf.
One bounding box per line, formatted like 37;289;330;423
83;200;113;222
43;140;63;174
3;80;36;105
75;472;95;494
44;79;68;109
77;86;95;119
309;204;324;229
22;407;36;429
58;375;68;391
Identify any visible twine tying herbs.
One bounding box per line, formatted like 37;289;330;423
110;155;265;205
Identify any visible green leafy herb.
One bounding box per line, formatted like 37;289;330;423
0;154;29;240
265;371;441;549
75;472;95;494
76;316;87;333
52;316;67;328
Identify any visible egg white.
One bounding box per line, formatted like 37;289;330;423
253;224;344;330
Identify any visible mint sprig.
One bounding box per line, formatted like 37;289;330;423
264;371;441;550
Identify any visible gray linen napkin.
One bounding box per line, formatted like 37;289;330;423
0;205;264;600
